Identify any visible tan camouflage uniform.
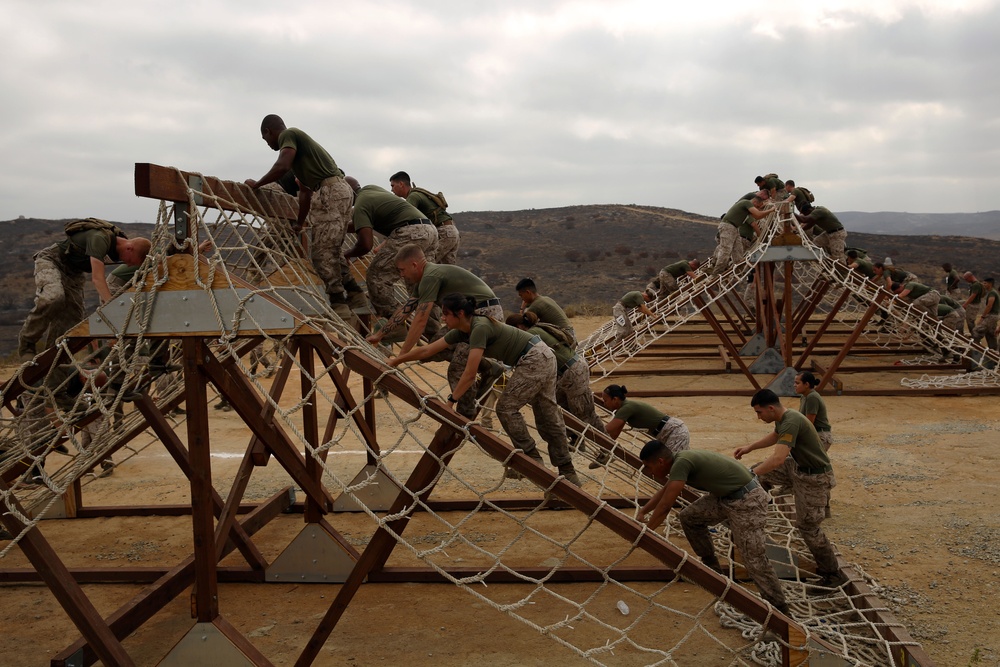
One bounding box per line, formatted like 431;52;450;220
367;224;439;318
709;222;742;276
654;417;690;456
20;245;86;351
495;344;574;473
910;290;941;318
813;228;848;262
759;457;840;574
434;223;461;265
611;302;634;342
556;358;609;439
972;311;999;351
308;176;354;299
941;305;965;334
680;486;788;609
964;302;981;335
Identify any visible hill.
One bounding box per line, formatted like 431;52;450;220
1;208;998;355
836;210;1000;239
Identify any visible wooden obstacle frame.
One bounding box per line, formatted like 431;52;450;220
0;165;935;666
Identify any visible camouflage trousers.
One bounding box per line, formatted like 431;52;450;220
911;290;941;319
556;358;609;444
680;486;788;609
710;222;742;276
308;176;354;299
814;229;848;262
759;457;840;574
434;223;461;265
367;224;439;318
941;307;965;334
495;344;572;469
972;312;999;351
612;302;633;342
947;288;964;301
964;302;981;334
650;271;678;299
652;416;690;455
20;245;86;349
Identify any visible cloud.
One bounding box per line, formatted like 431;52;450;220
0;0;997;224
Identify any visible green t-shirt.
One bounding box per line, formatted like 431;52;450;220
620;291;645;309
886;267;910;283
904;282;932;299
443;316;534;367
528;326;574;368
668;450;754;497
353;185;426;236
774;409;829;470
277;127;344;191
663;260;694;278
57;229;118;273
808;207;843;233
405;190;452;226
738;220;757;241
764;176;783;192
412;263;495;305
723;199;753;227
525;295;571;331
613;399;665;431
983;289;1000;315
798;390;830;432
937;303;955;317
945;269;961;291
851;257;875;278
968;281;984;304
110;263;139;283
739;191;759;201
790;187;809;206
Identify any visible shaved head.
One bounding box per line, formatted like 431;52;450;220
261;114;285;133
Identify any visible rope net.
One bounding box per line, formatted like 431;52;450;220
579;205;1000;388
0;177;934;665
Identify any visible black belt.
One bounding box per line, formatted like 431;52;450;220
396;218;433;228
649;415;672;436
557;355;578;376
476;297;502;309
798;464;833;475
816;427;831;432
721;478;760;501
823;227;845;233
515;335;542;365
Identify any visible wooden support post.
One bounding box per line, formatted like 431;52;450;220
783;261;794;367
182;338;220;622
693;295;762;390
816;294;887;393
794;287;853;369
300;342;324;524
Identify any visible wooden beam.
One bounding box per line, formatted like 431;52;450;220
134;162;299;221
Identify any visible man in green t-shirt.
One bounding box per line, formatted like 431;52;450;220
516;278;576;345
970;277;999;352
371;244;503;418
894;281;941;319
796;205;847;262
942;263;963;300
711;196;769;276
344;180;439;319
612;290;655;345
646;259;700;300
936;297;965;335
961;271;986;334
638;442;789;615
246;115;357;323
734;389;844;592
783;179;813;214
845;250;875;279
18;224;151;360
390;171;461;265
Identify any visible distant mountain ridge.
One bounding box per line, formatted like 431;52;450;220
1;207;998;356
836;211;1000;239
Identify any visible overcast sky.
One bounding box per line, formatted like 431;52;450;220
1;0;997;224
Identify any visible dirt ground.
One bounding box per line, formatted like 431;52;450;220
1;316;999;666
